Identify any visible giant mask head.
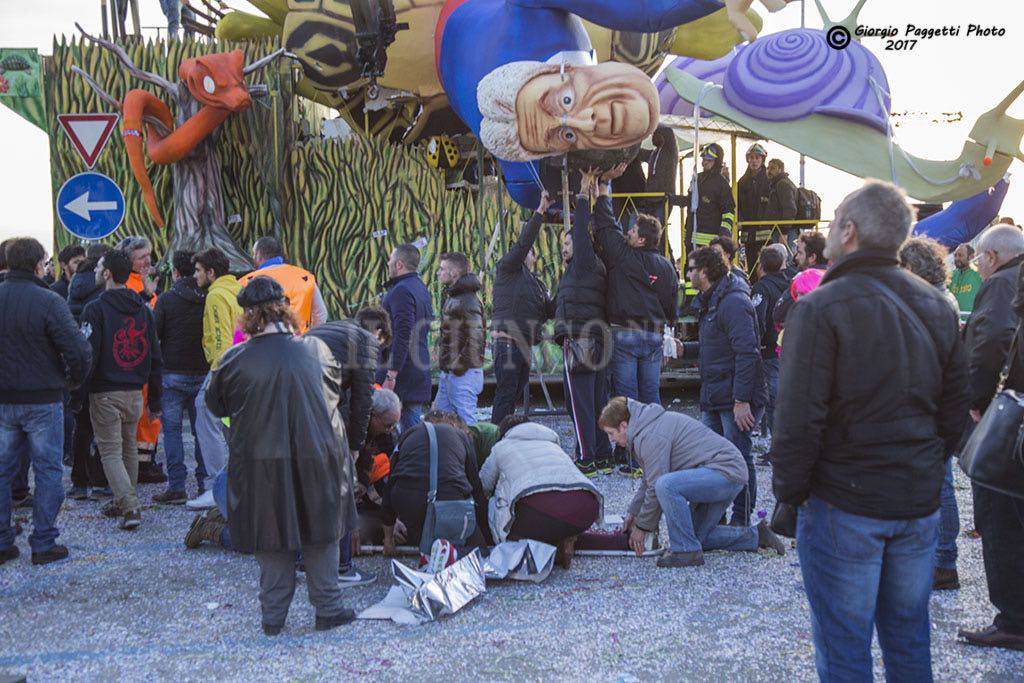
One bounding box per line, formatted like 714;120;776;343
478;60;659;162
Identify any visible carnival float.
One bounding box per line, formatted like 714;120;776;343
0;0;1018;333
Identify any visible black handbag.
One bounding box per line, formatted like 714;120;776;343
419;422;477;554
769;502;797;538
959;389;1024;499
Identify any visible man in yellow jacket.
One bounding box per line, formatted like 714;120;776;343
239;236;327;334
187;247;243;510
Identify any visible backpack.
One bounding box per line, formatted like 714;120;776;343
796;187;822;222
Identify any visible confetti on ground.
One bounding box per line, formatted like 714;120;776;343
1;398;1022;680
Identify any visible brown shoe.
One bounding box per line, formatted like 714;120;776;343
555;536;577;569
933;567;960;591
958;624;1024;652
184;510;226;549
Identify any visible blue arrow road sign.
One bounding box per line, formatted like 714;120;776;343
56;171;126;240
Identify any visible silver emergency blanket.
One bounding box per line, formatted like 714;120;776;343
482;539;555;583
358;549;486;624
357;541;558;624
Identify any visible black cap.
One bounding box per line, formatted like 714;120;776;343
237;276;285;307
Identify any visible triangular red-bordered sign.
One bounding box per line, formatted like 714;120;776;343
58;113;120;169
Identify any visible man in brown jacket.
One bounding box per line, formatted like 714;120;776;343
433;252;485;425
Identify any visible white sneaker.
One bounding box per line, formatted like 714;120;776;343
186;489;216;511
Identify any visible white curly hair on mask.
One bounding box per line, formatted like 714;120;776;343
477;60;562;162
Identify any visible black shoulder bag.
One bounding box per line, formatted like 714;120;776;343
959;328;1024;499
419;422;478;554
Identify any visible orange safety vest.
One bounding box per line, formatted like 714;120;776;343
126;271;160;448
240;264;317;334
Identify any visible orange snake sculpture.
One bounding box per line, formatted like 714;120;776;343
122;49;252;228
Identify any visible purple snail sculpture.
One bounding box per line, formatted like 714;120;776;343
662;0;1024;204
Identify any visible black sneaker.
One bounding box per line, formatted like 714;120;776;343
756;520;787;556
32;544;69;566
137;462;167;484
91;487;114;500
315;609;356;631
101;501;122;518
68;486;90;500
262;623;283;637
595;459;615;475
13;493;32;509
656;551;705;568
0;545;19;565
119;509;142;530
153;489;187;505
338;568;377;588
576;460;601;477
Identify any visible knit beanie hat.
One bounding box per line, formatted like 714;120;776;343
477;60;562;162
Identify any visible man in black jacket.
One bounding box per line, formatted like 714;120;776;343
82;250;163;531
67;244;111;322
682;143;736;250
750;246;790;448
50;244;86;300
738;143;771;272
958;224;1024;651
554;170;612;475
773;231;828;333
433;252;486;426
152;250;209;504
490;193;554;426
765;158;799;248
772;180;969;680
682;246;766;525
594;167;678;409
0;238;91;566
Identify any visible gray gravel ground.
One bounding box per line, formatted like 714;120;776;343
2;395;1023;681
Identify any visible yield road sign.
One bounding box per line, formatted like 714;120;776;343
56;171;125;240
57;113;119;169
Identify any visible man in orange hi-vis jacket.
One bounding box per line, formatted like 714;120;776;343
118;236;164;484
238;236;327;334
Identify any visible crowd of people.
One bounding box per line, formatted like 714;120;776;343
1;152;1022;674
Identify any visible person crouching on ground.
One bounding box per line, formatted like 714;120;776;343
480;415;602;568
598;397;786;568
205;277;356;636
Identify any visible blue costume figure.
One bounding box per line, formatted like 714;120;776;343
914;177;1010;250
435;0;727;208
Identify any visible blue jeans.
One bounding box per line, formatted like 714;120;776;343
195;373;229;489
11;443;30;499
162;372;207;493
935;459;959;571
433;369;483;426
701;408;763;524
213;468;232;549
609;329;662;405
762;357;780;435
798;496;938;683
655;468;758;553
0;403;65;553
159;0;180;36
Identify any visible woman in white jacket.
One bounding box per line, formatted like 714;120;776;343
480;416;602;567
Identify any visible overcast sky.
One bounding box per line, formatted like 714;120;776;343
1;0;1022;251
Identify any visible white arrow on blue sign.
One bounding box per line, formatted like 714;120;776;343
56;171;126;240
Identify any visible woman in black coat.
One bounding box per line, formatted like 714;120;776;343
206;277;357;636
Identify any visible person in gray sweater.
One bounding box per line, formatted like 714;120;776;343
599;397;786;568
